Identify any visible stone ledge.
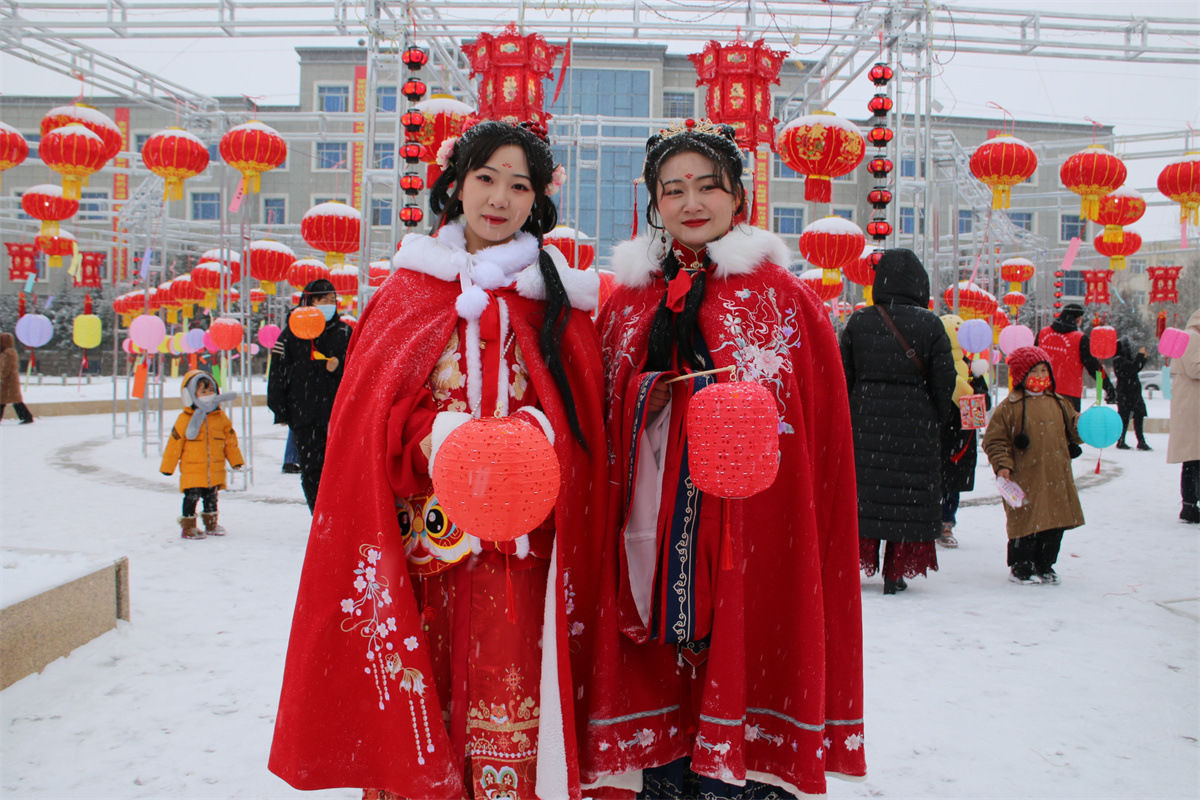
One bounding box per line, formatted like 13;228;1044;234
23;394;267;417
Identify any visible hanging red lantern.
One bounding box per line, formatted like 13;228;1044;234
35;229;76;269
248;239;296;295
867;157;893;179
866;218;892;241
402;46;430;69
775;111;865;203
21;183;79;238
843;245;878;305
368;260;392;288
41;104;122;161
1090;325;1118;359
199;247;243;282
1093;230;1141;270
1089;185;1145;244
74;253;103;289
1060;145;1126;219
866;126;893;148
5;243;37;282
400;143;425;164
288;257;331;291
399;172;424;196
140;128;210;202
1000;257;1036;289
868;63;894;86
1157;152;1200;226
1082;269;1114;305
39;123;109;200
431;416;561;542
400;204;424;226
409;95;475;176
401;79;428;103
329;265;359;300
992;308;1011;331
942;281;997;321
1147;266;1183;304
464;24;562;126
208;317;245;351
867;94;893;118
401;111;425;134
219;121;287;194
969;135;1038;210
798;268;843;302
868;187;892;210
191;262;230;306
798;216;865;285
689;38;786;151
686;381;780;499
301;202;361;267
0;122;28;190
172;275;205;317
543;226;596;271
248;287;267;312
1002;290;1027;309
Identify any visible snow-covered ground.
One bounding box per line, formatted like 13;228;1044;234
1;386;1196;800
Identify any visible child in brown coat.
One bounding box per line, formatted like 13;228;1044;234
0;332;34;424
160;370;244;539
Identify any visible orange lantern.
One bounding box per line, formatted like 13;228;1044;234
463;24;562;126
35;229;75;269
209;317;245;351
38;123;109;200
41;104;122;161
0;121;29;190
431;416;561;542
968;135;1038;209
219;121;287;194
798;268;842;302
686;381;780;499
543;226;595;271
1082;269;1114;305
248;239;296;295
843;246;879;305
775;111;865;203
942;281;997;321
1157;152;1200;226
329;265;359;301
141;128;210;201
301;202;361;267
288;257;331;291
288;306;328;339
1089;186;1145;244
689;38;786;151
798;216;866;285
1060;145;1126;219
21;183;79;238
368;260;392;288
1093;230;1141;271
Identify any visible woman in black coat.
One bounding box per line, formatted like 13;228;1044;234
1112;336;1150;450
840;249;958;594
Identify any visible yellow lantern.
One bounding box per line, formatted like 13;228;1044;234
72;314;103;349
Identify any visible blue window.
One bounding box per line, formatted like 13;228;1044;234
1060;213;1086;242
315;142;348;170
376;86;398;113
134;133;152;153
663;91;694;118
1062;271;1086;296
262;197;286;225
773;156;802;180
832;208;854;222
318;85;350;113
547;68;650;118
901;157;916;178
1009;211;1033;231
371;197;393;226
79;190;108;221
373;142;395;170
900;207;924;235
958;209;974;234
773;206;805;236
206;143;221;162
191;191;220;221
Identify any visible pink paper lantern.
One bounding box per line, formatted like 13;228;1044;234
998;324;1034;355
203;331;220;354
686;381;780;499
257;323;282;349
128;314;166;350
1158;327;1190;359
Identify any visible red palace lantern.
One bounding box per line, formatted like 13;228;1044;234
689;38;786;151
41;104;122;161
400;204;424;227
369;260;392;288
867;157;893;179
798;216;865;285
775;111;865;203
686;381;780;499
969;135;1038;210
401;79;428;103
1089;185;1145;244
409;95;475;183
942;281;997;321
868;187;892;209
5;243;37;282
219;121;287;194
1060;145;1126;219
140;128;210;201
301;202;361;267
0;121;28;190
464;24;562;126
288;257;331;291
329;265;359;300
247;239;296;295
21;183;79;238
401;46;429;70
1157;152;1200;225
401;111;425;134
843;245;879;305
867;94;893;118
1002;290;1027;309
199;247;243;281
399;172;424;196
1000;257;1036;290
1082;269;1114;305
172;275;205;316
867;126;894;148
431;416;561;542
543;226;596;271
1093;230;1141;270
209;317;245;351
1147;266;1183;304
798;268;843;302
35;229;76;269
866;218;893;241
868;62;894;86
75;252;104;289
39;123;109;200
248;287;267;312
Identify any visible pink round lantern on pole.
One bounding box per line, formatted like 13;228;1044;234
257;323;282;349
686;381;780;499
998;324;1034;355
128;314;166;351
1158;327;1189;359
1089;325;1118;360
431;417;561;542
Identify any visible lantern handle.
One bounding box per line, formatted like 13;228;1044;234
664;365;736;385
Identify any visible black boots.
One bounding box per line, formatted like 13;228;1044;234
1181;504;1200;524
883;577;908;595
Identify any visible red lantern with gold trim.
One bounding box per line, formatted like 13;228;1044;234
329;265;359;301
798;268;843;302
41;104;122;161
1089;186;1145;244
798;216;865;285
247;239;295;295
288;258;331;292
942;281;997;321
21;183;79;239
464;24;562;126
843;245;879;305
1157;153;1200;226
35;229;76;269
0;122;28;190
1002;290;1027;309
301;202;361;268
199;248;242;282
141;128;210;202
1000;257;1035;290
689;38;785;151
39;123;109;200
369;260;392;288
776;111;865;203
543;226;595;271
219;121;287;194
969;135;1038;210
1093;230;1141;270
1060;145;1126;219
1147;266;1183;304
1082;269;1114;305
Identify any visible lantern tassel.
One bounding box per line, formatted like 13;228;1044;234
720;500;734;571
505;553;517;624
803;176;832;204
1102;224;1124;244
1095;454;1102;474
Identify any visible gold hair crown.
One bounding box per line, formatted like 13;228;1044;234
657;118;728;140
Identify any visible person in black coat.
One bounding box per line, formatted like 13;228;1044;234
1112;336;1151;450
939;363;990;547
267;279;353;511
841;248;958;594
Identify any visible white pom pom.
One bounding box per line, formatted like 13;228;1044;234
971;357;990;377
513;534;531;559
455;285;490;320
471;259;505;289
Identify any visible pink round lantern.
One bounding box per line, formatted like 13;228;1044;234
257;323;282;349
1158;327;1190;359
1089;325;1118;360
128;314;166;350
686;381;780;499
998;324;1034;355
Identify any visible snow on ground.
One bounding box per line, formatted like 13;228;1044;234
0;385;1196;800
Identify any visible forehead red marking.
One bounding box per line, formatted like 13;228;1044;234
685;173;694;179
502;162;513;169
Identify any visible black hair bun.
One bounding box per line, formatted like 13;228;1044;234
1068;443;1083;459
1014;432;1030;451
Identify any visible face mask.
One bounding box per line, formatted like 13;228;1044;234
315;303;337;321
1024;375;1052;394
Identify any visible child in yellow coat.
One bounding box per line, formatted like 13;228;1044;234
161;370;244;539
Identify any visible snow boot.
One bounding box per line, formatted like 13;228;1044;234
883;577;908;595
180;516;204;540
200;511;226;536
1009;564;1038;585
1136;441;1152;451
1181;504;1200;524
1115;440;1130;450
1037;568;1060;585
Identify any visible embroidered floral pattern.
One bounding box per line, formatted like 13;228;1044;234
429;330;468;412
602;304;644;408
844;732;864;751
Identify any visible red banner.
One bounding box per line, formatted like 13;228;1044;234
74;251;105;288
352;66;366;212
1148;265;1183;304
5;242;38;281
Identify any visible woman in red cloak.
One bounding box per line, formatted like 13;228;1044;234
581;120;866;798
268;120;608;800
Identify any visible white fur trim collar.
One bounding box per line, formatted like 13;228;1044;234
611;224;792;288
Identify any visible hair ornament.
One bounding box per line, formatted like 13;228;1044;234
547;164;566;197
435;136;458;169
657;117;729;141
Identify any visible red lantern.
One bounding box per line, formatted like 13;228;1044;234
689;38;786;151
288;258;331;290
39;123;109;200
1060;145;1126;219
401;79;428;103
866;218;892;240
1002;290;1027;309
329;265;359;300
172;275;205;316
191;262;229;306
798;216;865;285
5;243;37;282
301;202;361;267
219;121;287;194
199;248;243;282
867;157;893;179
1090;325;1118;359
992;308;1011;331
431;416;561;542
288;306;326;340
400;143;425;164
248;239;296;295
41;104;122;161
942;281;997;321
868;63;894;86
543;226;596;271
369;260;392;288
209;317;244;351
141;128;210;202
249;288;267;312
1082;269;1114;305
464;24;562;126
686;381;780;499
410;95;474;167
401;111;425;134
21;183;79;238
1157;153;1200;226
969;135;1038;210
0;121;28;190
843;246;878;305
1093;230;1141;270
35;229;76;269
1000;257;1036;289
1089;185;1146;244
867;187;892;209
1147;265;1183;304
798;268;843;302
402;46;429;69
75;252;104;289
399;172;424;196
400;204;424;226
775;111;865;203
867;94;893;118
867;126;893;148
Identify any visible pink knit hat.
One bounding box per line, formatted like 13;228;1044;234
1007;345;1053;388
